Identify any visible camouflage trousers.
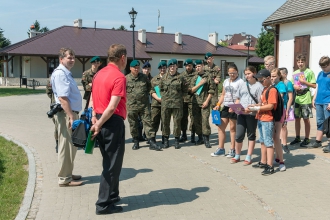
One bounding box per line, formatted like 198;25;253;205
181;102;194;132
210;85;219;109
128;106;155;139
161;107;182;137
151;106;162;133
52;117;58;140
192;102;211;136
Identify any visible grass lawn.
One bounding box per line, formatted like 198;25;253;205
0;88;45;97
0;136;29;220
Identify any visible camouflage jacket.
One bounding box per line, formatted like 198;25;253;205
126;72;151;110
159;72;187;109
81;68;96;100
189;72;215;105
46;79;55;104
150;73;163;107
204;63;221;82
180;69;196;103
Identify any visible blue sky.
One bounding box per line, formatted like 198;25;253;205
1;0;286;44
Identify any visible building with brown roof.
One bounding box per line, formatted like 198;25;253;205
263;0;330;78
0;20;249;86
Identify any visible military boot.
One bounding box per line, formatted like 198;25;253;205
55;140;58;153
132;138;140;150
149;137;162;151
174;137;181;149
191;132;196;143
203;135;212;148
162;136;165;144
196;134;204;145
179;131;187;142
163;136;170;148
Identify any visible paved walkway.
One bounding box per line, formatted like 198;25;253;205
1;92;330;220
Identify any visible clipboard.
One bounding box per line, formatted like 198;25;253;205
154;85;161;98
227;103;246;115
195;76;204;95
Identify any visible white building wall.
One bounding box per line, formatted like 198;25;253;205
278;15;330;79
30;57;46;78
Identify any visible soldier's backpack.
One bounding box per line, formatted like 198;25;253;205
265;85;284;122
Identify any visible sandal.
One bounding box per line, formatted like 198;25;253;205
230;158;240;164
243;160;252;166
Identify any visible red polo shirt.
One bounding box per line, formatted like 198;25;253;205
92;63;127;120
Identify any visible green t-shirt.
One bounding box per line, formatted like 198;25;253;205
292;68;316;104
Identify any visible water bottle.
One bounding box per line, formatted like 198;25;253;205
85;131;95;154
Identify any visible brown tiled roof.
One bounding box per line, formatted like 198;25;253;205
248;56;264;64
0;26;247;59
263;0;330;26
225;34;257;47
227;45;255;51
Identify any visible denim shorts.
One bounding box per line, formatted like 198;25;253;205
257;121;274;147
315;104;330;130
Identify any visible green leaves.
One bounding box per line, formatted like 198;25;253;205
255;27;274;58
0;28;11;49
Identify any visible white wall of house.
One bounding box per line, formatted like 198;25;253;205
147;53;246;78
278;15;330;79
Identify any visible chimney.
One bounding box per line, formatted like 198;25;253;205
157;26;164;33
138;29;146;43
224;35;228;41
208;32;218;46
29;24;41;38
73;19;82;28
241;32;246;37
175;32;182;45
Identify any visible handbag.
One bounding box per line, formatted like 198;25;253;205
72;122;87;147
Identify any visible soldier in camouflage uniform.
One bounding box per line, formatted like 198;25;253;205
179;59;196;143
126;60;161;151
204;52;221;109
141;62;153;142
159;59;187;149
189;59;215;148
46;77;59;153
150;61;167;144
81;56;101;106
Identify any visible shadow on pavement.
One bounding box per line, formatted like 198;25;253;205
119;187;210;212
83;168;153;185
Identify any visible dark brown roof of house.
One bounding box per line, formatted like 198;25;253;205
225;34;257;47
248;56;264;64
0;26;247;59
263;0;330;26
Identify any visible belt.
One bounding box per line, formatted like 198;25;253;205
73;111;79;114
96;113;124;120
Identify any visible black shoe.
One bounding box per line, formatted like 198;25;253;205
96;205;123;215
196;135;204;145
163;136;169;148
161;136;165;144
132;138;140;150
252;161;267;168
191;132;195;143
290;137;301;145
179;134;187;142
323;146;330;153
261;165;275;175
174;137;180;149
149;138;162;151
203;135;211;148
300;138;311;147
55;140;58;153
112;196;121;204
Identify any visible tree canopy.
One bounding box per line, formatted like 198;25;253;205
0;28;11;49
27;20;49;37
255;28;274;58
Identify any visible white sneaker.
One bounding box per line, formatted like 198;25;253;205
226;149;235;158
279;164;286;172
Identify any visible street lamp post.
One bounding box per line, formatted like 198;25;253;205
245;35;252;67
128;7;138;60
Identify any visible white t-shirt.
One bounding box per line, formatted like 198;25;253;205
223;77;245;106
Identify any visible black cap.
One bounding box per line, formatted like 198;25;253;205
142;62;151;68
255;69;270;78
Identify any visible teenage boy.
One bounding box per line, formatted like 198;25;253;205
290;54;316;147
249;69;278;175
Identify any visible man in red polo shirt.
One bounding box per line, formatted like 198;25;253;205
90;44;127;215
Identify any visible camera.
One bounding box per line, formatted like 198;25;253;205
47;103;63;118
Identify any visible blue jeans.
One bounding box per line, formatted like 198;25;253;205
315;104;330;130
257;121;274;147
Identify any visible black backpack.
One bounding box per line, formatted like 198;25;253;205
265;85;284;122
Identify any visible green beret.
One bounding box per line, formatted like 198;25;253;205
167;59;178;67
158;61;167;69
184;59;193;66
130;60;140;67
90;56;100;63
194;59;203;65
205;52;213;59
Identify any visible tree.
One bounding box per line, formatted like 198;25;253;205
218;41;228;47
116;25;127;30
27;20;49;37
255;28;274;58
0;28;11;48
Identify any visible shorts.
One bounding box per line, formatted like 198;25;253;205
257;121;274;147
315;104;330;131
294;103;313;119
220;106;237;120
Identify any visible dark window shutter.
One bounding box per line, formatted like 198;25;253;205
293;35;310;70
